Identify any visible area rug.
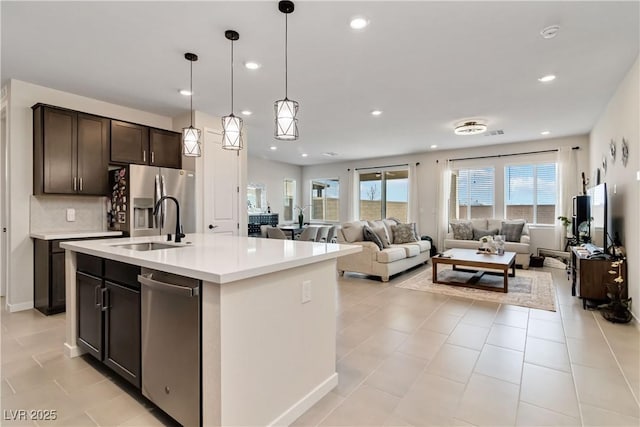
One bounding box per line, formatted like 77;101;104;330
395;265;556;311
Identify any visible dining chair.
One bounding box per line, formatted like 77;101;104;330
315;226;331;242
297;227;318;241
326;225;338;243
266;227;288;240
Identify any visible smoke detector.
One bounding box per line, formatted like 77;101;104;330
540;25;560;39
454;121;487;136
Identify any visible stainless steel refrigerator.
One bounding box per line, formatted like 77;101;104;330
108;165;195;237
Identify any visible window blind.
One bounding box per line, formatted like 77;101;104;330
505;163;556;224
456;167;495;219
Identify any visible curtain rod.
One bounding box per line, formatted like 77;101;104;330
448;146;580;162
354;162;418;171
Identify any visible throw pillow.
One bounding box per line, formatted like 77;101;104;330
501;221;525;242
392;223;418;244
472;227;499;241
450;221;473;240
369;223;391;248
362;225;384;250
342;221;366;243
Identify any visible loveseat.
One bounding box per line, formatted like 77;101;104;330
444;219;531;268
336;219;431;282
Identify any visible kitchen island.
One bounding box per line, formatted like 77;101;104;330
61;234;360;426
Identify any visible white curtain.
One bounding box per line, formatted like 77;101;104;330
436;160;452;252
557;147;578;249
408;163;419;225
346;168;358;221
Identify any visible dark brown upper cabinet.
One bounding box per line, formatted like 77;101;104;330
111;121;181;169
110;120;149;165
33;104;110;196
149;128;182;169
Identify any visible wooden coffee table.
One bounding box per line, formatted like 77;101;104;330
432;248;516;293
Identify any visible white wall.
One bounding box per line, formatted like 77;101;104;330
589;56;639;319
248;156;302;224
6;79;173;311
302;135;589;245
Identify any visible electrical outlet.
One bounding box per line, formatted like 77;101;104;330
66;208;76;222
301;280;311;304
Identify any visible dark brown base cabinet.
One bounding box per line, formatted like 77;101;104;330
34;239;66;315
571;248;627;309
77;254;141;389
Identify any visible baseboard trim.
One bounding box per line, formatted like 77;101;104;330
64;343;85;358
7;301;34;312
268;373;339;427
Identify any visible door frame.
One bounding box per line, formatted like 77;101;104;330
1;94;10;300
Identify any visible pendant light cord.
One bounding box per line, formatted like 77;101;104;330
230;38;234;114
285;13;288;98
190;59;194;126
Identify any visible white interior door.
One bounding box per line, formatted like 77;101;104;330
203;127;239;235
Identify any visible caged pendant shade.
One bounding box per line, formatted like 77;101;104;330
222;30;243;150
274;0;299;141
182;52;201;157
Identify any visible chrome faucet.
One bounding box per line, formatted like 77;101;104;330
153;196;185;243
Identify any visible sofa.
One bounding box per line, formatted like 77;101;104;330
336;219;431;282
444;218;531;268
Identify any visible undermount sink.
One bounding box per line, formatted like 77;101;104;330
112;242;183;251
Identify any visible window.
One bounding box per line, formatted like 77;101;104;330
455;167;495;219
283;179;296;221
311;179;339;221
359;168;409;221
505;163;556;224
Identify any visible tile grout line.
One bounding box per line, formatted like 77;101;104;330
592;313;640;408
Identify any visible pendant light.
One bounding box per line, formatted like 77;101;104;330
182;52;201;157
222;30;243;150
274;0;299;140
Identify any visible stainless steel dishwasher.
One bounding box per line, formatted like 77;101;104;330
138;268;200;427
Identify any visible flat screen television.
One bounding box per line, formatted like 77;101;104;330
587;183;608;251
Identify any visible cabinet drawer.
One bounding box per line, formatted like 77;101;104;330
77;253;103;277
104;260;140;289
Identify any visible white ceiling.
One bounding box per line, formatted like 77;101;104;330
2;1;638;166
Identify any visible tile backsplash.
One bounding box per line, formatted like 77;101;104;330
31;195;108;233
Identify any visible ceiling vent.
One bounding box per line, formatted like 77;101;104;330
484;130;504;136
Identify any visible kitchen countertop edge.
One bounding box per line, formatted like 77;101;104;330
30;231;124;240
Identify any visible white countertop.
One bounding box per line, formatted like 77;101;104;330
30;230;123;240
61;234;361;284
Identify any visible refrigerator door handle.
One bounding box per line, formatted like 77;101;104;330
154;174;162;230
161;174;168;230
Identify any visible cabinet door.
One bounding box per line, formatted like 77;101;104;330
43;107;77;193
104;281;141;388
110;120;149;165
150;128;182;169
77;114;110;195
50;252;66;313
77;272;103;360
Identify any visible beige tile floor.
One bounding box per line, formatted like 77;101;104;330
1;265;638;426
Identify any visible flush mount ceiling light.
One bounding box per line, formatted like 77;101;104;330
538;74;556;83
244;61;261;70
350;17;369;30
222;30;243;151
454;121;487;136
274;0;299;141
182;52;201;157
540;25;560;39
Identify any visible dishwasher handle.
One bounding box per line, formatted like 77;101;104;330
138;274;199;297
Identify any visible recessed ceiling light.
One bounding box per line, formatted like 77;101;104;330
430;144;438;149
350;17;369;30
270;146;278;150
244;61;261;70
179;89;192;96
541;131;551;135
241;110;252;116
301;153;308;157
538;74;556;83
540;25;560;39
371;110;382;116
